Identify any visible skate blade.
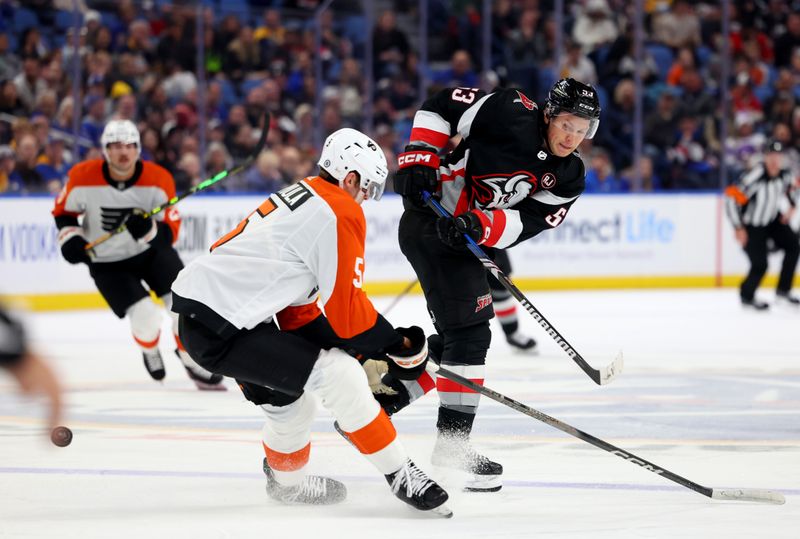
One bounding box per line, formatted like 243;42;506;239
429;503;453;518
463;474;502;492
193;381;227;391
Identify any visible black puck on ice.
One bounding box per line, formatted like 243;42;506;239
51;426;73;447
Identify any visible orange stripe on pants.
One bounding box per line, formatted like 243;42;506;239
263;441;311;472
133;332;160;349
174;333;186;352
345;410;396;455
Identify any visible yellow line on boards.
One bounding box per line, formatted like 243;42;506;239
4;274;796;312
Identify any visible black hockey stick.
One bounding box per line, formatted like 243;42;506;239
85;112;272;252
427;362;785;504
422;191;622;385
382;279;419;316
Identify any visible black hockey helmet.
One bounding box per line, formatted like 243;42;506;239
544;78;601;139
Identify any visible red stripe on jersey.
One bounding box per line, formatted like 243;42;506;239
410;127;450;149
440;167;465;183
494;305;516;317
483;209;507;247
263;441;310;472
437;377;483;394
417;371;436;394
454;189;471;215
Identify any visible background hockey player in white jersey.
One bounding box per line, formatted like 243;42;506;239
382;78;601;493
171;128;452;516
52;120;224;390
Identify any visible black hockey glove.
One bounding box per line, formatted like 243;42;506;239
385;325;429;381
393;145;440;204
436;210;484;247
125;209;155;241
60;235;92;265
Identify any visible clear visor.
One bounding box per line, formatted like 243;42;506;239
364;179;385;201
550;113;600;140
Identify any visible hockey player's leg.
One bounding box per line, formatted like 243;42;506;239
488;250;537;353
309;349;451;516
126;297;165;380
741;228;770;309
773;224;800;305
162;294;226;390
259;392;346;505
432;323;503;492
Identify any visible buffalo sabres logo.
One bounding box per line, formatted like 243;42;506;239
541;172;557;189
513;90;537;111
472;171;538;209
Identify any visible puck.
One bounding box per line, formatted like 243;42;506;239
51;426;73;447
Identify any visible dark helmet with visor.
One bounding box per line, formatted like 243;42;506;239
544;78;601;139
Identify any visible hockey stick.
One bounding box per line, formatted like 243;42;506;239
85;112;272;252
422;191;622;385
427;362;785;504
382;279;419;316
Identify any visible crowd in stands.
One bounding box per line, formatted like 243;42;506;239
1;0;799;196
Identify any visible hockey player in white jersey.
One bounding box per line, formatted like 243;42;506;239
52;120;224;390
171;128;452;516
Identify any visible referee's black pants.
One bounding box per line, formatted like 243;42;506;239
740;220;800;300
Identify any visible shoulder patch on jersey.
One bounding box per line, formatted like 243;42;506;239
513;90;537;111
541;172;557;189
276;182;313;210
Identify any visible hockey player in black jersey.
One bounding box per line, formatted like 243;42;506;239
383;78;601;492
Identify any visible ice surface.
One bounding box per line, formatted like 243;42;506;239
1;289;798;538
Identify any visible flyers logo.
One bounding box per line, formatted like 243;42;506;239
100;206;136;231
513;90;537;111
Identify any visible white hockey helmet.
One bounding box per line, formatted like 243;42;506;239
318;128;388;200
100;119;141;161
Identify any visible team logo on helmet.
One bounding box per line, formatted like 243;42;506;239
513;90;537;111
472;171;538;209
541;172;557;189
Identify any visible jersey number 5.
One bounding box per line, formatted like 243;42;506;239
353;257;364;288
544;207;567;227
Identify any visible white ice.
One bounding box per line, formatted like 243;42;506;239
1;289;798;538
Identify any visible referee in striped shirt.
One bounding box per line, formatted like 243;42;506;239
725;139;800;310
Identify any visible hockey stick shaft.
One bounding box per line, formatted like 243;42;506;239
382;279;419;316
428;363;785;504
422;191;621;385
85;113;272;251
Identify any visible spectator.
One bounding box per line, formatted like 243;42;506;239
13;53;45;112
431;49;479;89
668;113;716;189
0;145;14;193
8;133;49;194
651;0;701;49
81;94;107;148
242;150;284;193
505;8;546;93
559;40;598;86
372;10;410;81
725;111;766;178
571;0;619;53
225;26;263;84
0;79;26;117
774;12;800;68
34;136;70;187
173;151;202;192
0;31;20;82
205;141;233;179
620;155;662;192
584;147;629;193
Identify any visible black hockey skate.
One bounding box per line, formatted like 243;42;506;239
175;349;226;391
262;458;346;505
385;459;452;518
775;292;800;307
505;331;538;353
741;297;769;311
431;435;503;492
142;349;165;381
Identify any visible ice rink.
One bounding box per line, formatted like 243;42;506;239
1;289;798;538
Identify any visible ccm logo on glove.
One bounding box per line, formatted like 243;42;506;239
398;150;440;168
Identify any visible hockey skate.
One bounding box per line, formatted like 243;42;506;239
741;297;769;311
431;434;503;492
142;349;166;381
263;458;346;505
775;292;800;307
175;349;226;391
385;459;452;518
505;330;538;354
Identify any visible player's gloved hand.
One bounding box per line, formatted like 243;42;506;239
60;235;92;265
125;208;156;242
385;325;429;380
436;210;484;247
361;359;398;395
393;145;440;203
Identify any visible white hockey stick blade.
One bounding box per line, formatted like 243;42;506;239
598;350;624;385
711;488;786;505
